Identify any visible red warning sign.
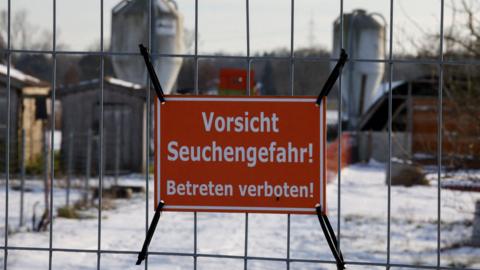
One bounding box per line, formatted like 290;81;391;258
154;96;326;214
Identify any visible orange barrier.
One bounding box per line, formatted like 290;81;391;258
326;133;353;183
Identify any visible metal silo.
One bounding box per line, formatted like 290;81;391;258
111;0;184;93
332;9;386;130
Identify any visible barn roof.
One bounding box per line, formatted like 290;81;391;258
359;76;438;131
0;63;46;88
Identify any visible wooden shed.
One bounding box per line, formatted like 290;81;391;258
0;64;48;172
57;77;148;174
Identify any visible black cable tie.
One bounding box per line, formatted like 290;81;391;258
139;44;167;104
136;200;165;265
315;204;345;270
316;49;348;106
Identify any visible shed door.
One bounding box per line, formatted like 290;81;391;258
103;104;132;174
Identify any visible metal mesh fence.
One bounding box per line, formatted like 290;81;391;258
1;0;480;269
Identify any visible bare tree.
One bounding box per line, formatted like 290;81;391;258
441;0;480;177
443;0;480;58
0;9;67;51
397;0;480;177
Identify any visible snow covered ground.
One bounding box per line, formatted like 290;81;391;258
1;163;480;269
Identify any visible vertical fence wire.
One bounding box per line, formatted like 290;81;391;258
386;0;394;268
2;0;11;268
246;0;250;97
193;0;199;268
337;0;344;249
145;0;153;269
97;0;105;269
48;0;57;269
194;0;199;95
287;0;294;268
286;213;290;270
193;211;197;270
437;0;445;267
243;212;248;270
245;2;250;268
289;0;294;97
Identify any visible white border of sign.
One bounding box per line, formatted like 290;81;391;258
156;96;325;213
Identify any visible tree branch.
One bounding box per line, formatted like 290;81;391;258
443;35;480;57
462;0;480;40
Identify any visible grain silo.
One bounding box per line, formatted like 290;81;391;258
333;9;386;130
111;0;184;93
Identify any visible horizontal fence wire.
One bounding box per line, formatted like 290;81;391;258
2;0;478;269
1;246;480;270
1;48;480;66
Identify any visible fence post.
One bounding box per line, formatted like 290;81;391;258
66;132;73;207
114;128;120;186
84;129;92;204
19;128;25;227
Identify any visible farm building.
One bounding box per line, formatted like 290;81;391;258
0;64;49;173
356;76;480;168
57;77;150;175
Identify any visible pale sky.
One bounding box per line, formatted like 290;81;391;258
4;0;448;55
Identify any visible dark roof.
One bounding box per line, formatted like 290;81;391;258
359;76;438;131
56;76;148;99
112;0;144;15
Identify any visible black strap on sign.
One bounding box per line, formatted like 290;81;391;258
316;204;345;270
139;44;167;104
316;48;348;106
314;48;348;269
136;44;167;266
136;200;165;265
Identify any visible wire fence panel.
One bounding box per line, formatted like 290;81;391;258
1;0;480;269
